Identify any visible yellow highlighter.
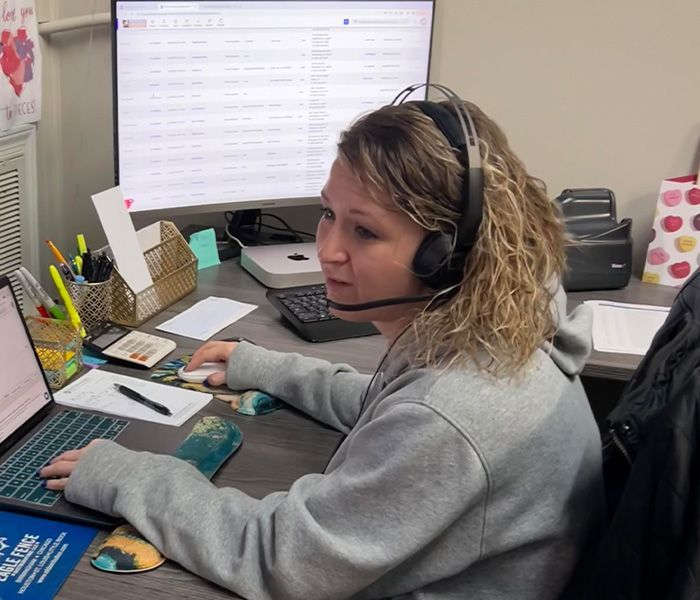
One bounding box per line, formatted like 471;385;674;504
49;265;86;338
76;234;88;256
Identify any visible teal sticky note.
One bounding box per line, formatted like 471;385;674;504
188;228;221;270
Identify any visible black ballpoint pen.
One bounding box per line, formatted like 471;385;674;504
113;383;172;416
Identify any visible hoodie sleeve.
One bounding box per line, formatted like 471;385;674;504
227;342;373;433
64;401;486;600
541;285;593;377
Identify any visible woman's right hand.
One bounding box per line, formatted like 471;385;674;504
186;340;238;387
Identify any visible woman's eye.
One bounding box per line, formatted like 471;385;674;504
355;226;376;240
320;207;334;220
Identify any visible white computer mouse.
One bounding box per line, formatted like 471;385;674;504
177;362;226;384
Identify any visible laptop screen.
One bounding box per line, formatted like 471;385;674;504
0;282;52;444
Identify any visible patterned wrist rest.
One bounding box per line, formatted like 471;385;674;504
91;416;242;573
151;355;284;416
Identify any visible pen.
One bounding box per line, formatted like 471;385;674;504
59;262;75;282
82;251;93;281
93;254;104;282
19;267;66;320
46;239;76;278
113;383;172;416
103;259;114;281
49;265;86;337
94;254;114;282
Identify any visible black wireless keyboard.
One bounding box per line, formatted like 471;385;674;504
267;284;379;342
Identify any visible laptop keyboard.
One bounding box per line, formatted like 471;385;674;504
0;410;128;507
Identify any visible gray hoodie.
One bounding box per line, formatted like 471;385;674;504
66;289;603;599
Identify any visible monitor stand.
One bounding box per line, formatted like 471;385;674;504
240;243;323;289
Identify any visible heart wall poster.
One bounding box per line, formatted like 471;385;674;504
0;0;40;131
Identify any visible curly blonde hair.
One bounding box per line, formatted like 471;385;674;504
337;100;566;376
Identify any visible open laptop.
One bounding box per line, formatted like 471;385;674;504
0;275;195;527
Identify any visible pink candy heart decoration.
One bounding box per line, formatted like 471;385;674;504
648;247;670;265
662;189;683;206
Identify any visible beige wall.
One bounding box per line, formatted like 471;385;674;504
36;0;114;287
35;0;700;283
431;1;700;271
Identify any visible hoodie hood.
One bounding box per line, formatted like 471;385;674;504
541;284;593;377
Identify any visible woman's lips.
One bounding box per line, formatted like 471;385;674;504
325;277;351;295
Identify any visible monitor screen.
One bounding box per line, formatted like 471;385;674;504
112;0;435;214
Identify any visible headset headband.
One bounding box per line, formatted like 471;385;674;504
392;83;483;258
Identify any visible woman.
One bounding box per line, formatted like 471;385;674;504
40;93;603;599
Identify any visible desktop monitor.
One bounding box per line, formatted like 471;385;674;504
111;0;436;218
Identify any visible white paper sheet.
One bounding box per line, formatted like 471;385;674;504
584;300;670;355
54;370;211;426
136;222;162;252
91;187;153;293
156;296;258;340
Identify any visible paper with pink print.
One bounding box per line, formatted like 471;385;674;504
0;0;40;131
643;175;700;287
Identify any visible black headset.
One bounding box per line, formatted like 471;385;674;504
326;84;485;313
392;83;484;290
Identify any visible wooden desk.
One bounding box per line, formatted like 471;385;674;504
57;264;676;598
568;278;678;381
57;260;385;600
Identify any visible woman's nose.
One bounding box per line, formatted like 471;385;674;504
316;224;348;265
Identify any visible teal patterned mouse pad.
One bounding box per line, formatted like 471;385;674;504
151;355;284;416
91;416;243;574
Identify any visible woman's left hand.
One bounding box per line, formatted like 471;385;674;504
38;439;105;491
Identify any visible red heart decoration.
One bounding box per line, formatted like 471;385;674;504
688;188;700;205
669;261;691;279
662;215;683;233
0;27;35;97
124;198;135;210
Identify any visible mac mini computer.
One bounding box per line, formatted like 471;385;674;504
240;243;324;288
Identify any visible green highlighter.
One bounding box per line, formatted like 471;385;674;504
91;416;243;573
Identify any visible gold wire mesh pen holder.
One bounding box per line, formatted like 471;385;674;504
109;221;197;327
25;316;83;390
66;278;112;334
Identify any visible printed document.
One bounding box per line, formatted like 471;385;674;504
584;300;670;355
54;370;211;426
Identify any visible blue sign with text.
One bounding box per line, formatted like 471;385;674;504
0;511;96;600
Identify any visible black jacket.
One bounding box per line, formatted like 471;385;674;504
584;270;700;600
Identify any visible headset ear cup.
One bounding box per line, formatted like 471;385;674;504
413;232;453;289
